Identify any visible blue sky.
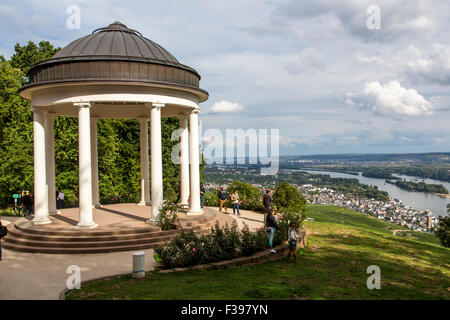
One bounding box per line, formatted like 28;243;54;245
1;0;449;155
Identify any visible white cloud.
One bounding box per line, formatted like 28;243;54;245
206;100;244;114
346;81;433;116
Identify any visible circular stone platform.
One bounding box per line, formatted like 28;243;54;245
2;204;234;254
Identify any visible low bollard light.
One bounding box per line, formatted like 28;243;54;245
132;251;145;279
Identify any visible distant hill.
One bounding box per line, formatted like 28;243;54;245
281;152;450;163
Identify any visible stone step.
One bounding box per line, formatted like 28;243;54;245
2;233;177;248
14;223;161;236
2;228;212;254
7;228;180;242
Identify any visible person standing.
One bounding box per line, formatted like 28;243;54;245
230;190;240;215
200;183;205;209
0;221;7;261
22;193;33;217
266;209;279;253
287;222;299;263
263;189;273;224
175;178;181;204
218;186;228;213
57;189;65;209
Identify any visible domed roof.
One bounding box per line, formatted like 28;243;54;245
43;21;195;73
22;22;207;99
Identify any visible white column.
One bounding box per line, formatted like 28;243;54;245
75;102;97;229
45;113;57;215
138;118;151;206
178;114;190;209
188;109;202;215
91;117;101;208
32;109;51;225
150;103;164;222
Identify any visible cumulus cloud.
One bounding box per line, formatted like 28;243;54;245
346;81;433;116
206;100;244;114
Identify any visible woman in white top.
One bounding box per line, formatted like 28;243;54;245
230;190;240;215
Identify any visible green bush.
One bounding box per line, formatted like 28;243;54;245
157;201;179;231
435;216;450;248
271;182;307;245
227;181;264;211
240;224;269;256
204;190;219;207
154;220;271;268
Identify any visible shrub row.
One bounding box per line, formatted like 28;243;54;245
154;221;277;268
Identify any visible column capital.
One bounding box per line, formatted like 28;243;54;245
152;102;165;109
138;117;149;122
46;112;57;119
190;109;200;115
176;112;189;120
74;102;91;109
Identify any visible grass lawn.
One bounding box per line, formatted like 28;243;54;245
66;204;450;300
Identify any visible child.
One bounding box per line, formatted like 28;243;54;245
287;222;299;263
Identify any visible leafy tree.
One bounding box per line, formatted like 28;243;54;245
272;182;307;245
227;180;264;211
10;41;60;74
435;215;450;248
272;181;306;215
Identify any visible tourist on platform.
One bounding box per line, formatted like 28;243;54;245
175;178;181;204
287;222;299;263
57;189;65;209
218;186;228;213
0;221;7;261
200;183;205;208
266;209;279;253
22;193;33;216
263;189;273;225
231;190;240;215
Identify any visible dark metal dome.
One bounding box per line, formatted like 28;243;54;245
21;22;206;96
51;22;183;69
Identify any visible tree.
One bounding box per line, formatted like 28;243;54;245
10;41;60;74
272;181;306;215
435;215;450;248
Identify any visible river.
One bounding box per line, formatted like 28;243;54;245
301;170;450;217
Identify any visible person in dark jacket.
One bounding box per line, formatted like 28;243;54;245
0;220;7;261
263;189;273;224
200;183;206;208
22;193;33;217
266;209;279;252
218;186;228;213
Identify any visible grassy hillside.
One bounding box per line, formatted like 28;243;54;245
67;204;449;300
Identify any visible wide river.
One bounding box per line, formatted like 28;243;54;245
301;170;450;217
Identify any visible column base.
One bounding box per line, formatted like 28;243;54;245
146;218;158;225
56;210;62;214
74;222;98;230
187;209;203;216
32;216;52;225
92;204;103;208
138;201;152;206
179;204;189;212
48;210;58;216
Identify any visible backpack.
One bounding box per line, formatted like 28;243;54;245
0;226;7;239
